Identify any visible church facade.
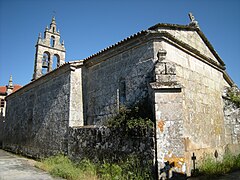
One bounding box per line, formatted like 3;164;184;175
2;15;240;178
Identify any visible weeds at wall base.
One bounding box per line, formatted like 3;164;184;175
35;154;153;180
197;152;240;178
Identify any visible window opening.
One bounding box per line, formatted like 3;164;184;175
50;36;55;47
119;78;126;104
52;54;60;69
42;52;49;75
0;99;5;108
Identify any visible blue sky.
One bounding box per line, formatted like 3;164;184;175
0;0;239;87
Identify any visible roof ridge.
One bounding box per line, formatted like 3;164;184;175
148;23;198;31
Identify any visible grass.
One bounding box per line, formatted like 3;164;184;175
36;152;240;179
36;155;98;180
198;152;240;177
36;154;153;180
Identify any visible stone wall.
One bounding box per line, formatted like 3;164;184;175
153;37;230;175
155;41;226;144
150;50;185;175
0;116;5;147
3;65;72;158
84;40;155;125
69;63;84;127
68;126;155;165
223;89;240;145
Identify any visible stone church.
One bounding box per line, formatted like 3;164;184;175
2;14;240;178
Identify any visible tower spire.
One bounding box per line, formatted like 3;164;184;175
8;75;13;88
6;75;14;95
51;16;56;25
32;17;66;80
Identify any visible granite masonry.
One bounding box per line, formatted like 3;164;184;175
2;14;240;179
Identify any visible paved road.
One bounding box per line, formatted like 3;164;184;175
0;149;63;180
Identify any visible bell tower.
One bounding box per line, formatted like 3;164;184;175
33;17;66;80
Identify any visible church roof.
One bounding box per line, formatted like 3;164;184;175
0;85;22;95
0;86;6;95
83;23;225;66
12;85;22;92
83;22;234;86
83;30;149;61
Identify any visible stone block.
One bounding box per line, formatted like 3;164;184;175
156;74;177;83
155;62;166;75
166;62;176;75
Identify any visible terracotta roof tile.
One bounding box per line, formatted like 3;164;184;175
0;85;22;94
0;86;6;94
13;85;22;92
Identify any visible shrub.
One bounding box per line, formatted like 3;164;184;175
98;162;122;180
119;155;152;180
107;106;154;137
227;88;240;107
229;93;240;107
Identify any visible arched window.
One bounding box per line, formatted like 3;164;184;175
50;36;55;47
42;52;50;75
119;78;126;104
53;27;55;33
52;54;60;69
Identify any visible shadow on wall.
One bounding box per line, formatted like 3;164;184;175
159;161;187;180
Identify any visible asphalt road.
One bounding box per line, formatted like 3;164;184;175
0;149;63;180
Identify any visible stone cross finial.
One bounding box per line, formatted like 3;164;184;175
188;12;195;22
188;12;199;28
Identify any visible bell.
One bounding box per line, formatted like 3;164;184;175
42;60;48;68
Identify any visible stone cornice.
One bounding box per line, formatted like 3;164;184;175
150;82;182;90
148;23;197;31
223;71;234;87
35;43;66;52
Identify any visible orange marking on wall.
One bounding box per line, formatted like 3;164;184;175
164;152;185;173
158;120;165;132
